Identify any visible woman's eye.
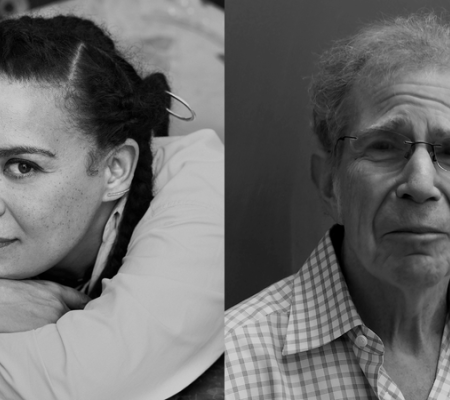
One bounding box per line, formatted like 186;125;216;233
18;163;32;173
4;160;39;179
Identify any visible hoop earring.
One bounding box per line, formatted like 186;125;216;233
107;188;130;198
166;91;196;121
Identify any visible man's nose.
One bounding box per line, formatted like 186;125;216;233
396;144;442;203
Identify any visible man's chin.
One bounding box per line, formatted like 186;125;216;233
385;255;450;289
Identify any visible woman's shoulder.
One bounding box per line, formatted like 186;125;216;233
121;129;224;275
152;129;223;177
149;129;224;214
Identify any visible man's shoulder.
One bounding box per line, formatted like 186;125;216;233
225;273;297;336
225;272;300;400
226;228;341;338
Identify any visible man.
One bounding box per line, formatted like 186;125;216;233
226;14;450;399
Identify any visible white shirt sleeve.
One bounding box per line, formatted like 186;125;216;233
0;130;224;400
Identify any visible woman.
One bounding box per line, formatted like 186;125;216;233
0;14;223;400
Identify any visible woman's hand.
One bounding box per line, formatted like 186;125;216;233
0;279;91;333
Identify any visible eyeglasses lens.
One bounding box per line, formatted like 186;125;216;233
434;138;450;171
349;131;450;172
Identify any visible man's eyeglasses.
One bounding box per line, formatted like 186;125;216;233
335;130;450;172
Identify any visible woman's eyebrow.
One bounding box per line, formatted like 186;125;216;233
0;146;56;158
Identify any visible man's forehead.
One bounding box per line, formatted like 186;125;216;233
348;70;450;136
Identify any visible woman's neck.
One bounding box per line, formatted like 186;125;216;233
36;201;117;287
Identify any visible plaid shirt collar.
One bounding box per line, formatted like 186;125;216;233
282;225;363;356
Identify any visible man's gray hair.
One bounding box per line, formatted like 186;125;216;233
309;13;450;159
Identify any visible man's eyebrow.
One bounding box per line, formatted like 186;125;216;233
356;117;450;138
430;127;450;139
356;117;411;135
0;146;56;158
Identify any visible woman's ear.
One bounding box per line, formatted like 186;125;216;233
102;138;139;202
310;152;342;224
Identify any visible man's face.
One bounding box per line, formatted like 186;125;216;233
333;69;450;290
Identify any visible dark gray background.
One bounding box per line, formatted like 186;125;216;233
226;0;450;309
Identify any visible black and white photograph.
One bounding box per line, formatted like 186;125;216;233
0;0;224;399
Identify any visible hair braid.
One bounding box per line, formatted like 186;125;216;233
69;34;171;297
90;73;171;298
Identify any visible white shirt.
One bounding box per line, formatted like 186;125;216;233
0;129;224;400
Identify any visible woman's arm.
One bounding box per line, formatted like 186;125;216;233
0;280;89;332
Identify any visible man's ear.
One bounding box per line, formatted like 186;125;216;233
102;138;139;202
310;152;342;224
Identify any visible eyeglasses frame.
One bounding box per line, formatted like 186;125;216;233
334;134;450;172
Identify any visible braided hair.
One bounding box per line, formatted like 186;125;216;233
0;15;171;298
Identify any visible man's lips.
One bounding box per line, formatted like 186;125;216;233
388;227;445;234
382;227;447;240
0;238;17;248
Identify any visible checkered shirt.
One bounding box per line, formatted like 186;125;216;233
225;228;450;399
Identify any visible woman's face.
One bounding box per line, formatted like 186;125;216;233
0;79;111;279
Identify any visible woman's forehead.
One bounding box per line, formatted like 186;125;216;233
0;79;88;154
0;80;60;118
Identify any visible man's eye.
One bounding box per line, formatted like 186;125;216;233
437;141;450;156
364;140;400;154
368;140;395;150
359;137;405;162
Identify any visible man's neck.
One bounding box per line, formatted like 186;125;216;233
330;225;449;350
340;247;448;352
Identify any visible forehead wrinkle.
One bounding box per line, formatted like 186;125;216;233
377;90;450;110
353;73;450;129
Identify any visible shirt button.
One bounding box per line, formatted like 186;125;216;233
355;335;368;348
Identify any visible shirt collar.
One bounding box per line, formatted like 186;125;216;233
282;225;363;356
101;195;128;243
81;195;128;294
